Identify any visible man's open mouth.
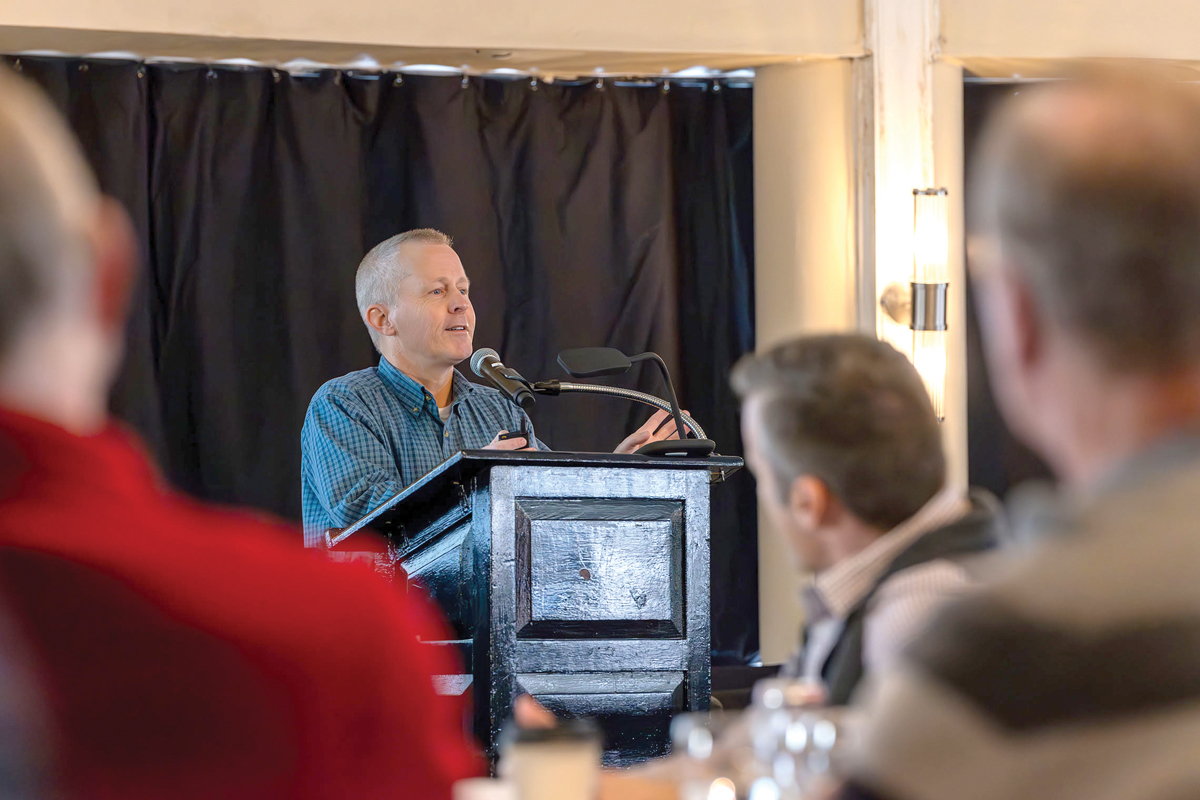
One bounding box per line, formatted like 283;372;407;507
446;326;469;332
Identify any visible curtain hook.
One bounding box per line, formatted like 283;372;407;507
595;77;605;92
272;69;281;83
530;76;538;91
394;73;404;87
712;80;721;93
661;79;670;95
79;62;89;73
461;74;470;89
12;58;21;72
137;66;145;79
206;68;216;80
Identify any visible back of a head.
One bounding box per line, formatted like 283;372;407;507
972;71;1200;373
0;67;99;366
732;334;946;531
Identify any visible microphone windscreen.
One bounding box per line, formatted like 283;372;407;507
470;347;499;377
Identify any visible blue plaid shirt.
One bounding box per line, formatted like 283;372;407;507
300;357;545;545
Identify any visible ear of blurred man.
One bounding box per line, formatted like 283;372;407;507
89;197;137;344
786;474;835;573
976;263;1045;459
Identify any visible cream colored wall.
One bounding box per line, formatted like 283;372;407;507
754;60;860;664
942;0;1200;62
933;62;967;490
0;0;861;61
11;0;1200;65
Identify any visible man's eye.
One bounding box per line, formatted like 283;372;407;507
460;289;469;296
431;289;443;295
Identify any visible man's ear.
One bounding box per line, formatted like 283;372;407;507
90;197;136;334
1007;271;1043;372
787;474;830;531
365;304;395;339
981;266;1042;374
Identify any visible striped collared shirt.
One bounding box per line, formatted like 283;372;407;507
300;357;545;545
797;487;972;681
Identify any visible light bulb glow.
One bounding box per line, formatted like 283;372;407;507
708;778;737;800
913;189;949;284
911;188;948;421
914;328;946;421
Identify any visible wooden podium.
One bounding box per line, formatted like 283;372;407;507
328;450;742;763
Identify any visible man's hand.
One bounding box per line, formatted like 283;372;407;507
614;409;687;454
483;431;534;451
513;694;558;729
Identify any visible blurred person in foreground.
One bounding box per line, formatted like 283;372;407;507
843;73;1200;800
731;335;1001;704
0;67;480;798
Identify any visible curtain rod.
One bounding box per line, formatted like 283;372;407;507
5;50;756;84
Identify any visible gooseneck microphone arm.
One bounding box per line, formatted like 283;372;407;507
530;381;708;441
628;352;688;443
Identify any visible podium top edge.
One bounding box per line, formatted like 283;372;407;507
327;449;743;548
454;449;744;468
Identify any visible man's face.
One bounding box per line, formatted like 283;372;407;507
386;243;475;368
741;396;826;572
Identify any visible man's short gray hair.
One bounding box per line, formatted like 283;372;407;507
0;68;99;363
354;228;453;350
732;334;945;531
973;73;1200;372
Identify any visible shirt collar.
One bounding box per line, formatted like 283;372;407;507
449;371;478;407
804;486;970;622
377;357;477;418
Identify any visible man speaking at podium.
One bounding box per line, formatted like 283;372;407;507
301;229;679;545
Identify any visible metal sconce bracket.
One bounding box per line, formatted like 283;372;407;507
911;282;947;331
880;282;913;327
880;281;948;331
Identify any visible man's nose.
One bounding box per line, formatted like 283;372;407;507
448;293;469;313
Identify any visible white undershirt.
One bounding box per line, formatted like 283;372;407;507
438;405;451;423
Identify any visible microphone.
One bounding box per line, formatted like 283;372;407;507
471;348;536;410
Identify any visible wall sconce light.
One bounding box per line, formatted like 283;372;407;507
879;188;949;420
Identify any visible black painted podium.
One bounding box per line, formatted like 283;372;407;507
327;450;741;763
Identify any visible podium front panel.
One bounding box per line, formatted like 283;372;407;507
513;498;684;638
483;464;711;763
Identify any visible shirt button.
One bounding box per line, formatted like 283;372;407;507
444;431;449;438
412;406;419;413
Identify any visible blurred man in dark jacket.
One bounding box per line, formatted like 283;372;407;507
733;334;1001;704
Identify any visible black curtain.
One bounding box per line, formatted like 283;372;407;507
963;80;1053;497
4;55;759;659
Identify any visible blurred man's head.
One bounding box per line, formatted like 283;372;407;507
732;334;945;573
0;68;135;432
971;73;1200;484
355;229;475;377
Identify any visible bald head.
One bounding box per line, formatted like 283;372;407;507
0;67;100;362
972;74;1200;372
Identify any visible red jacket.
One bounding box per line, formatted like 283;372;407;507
0;408;483;799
